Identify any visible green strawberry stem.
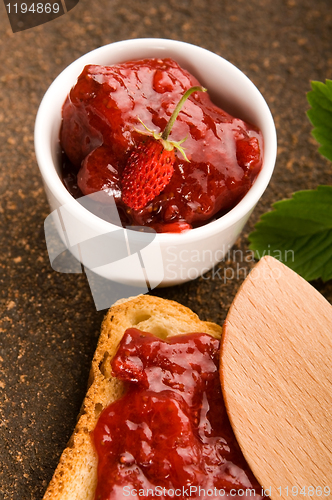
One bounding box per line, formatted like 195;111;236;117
161;86;207;141
136;86;207;162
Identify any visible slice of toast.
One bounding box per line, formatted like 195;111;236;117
42;295;222;500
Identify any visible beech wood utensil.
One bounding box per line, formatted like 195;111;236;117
220;256;332;500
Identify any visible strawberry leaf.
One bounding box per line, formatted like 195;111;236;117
307;79;332;162
248;186;332;282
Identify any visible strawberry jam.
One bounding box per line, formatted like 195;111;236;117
60;58;263;233
92;330;264;499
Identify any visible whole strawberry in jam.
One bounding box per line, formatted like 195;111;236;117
121;86;205;211
121;137;175;211
60;58;263;233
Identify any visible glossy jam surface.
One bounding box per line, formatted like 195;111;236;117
92;329;264;499
60;58;263;233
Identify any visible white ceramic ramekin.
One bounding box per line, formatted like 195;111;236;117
35;38;277;288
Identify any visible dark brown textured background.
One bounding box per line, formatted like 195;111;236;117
0;0;331;498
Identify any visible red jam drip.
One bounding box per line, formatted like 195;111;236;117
92;330;264;499
60;58;263;233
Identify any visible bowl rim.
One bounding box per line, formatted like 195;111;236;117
34;37;277;244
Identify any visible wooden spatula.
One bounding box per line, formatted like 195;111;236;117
220;256;332;500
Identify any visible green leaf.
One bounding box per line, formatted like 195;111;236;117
307;79;332;162
248;186;332;282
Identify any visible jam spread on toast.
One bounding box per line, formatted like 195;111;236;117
60;58;263;233
92;329;264;499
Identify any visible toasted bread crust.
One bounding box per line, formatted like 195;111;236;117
42;295;222;500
